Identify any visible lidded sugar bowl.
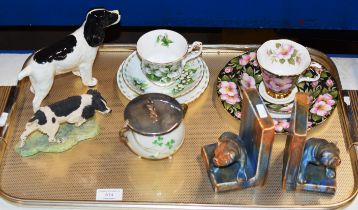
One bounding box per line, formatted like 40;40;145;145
120;93;186;159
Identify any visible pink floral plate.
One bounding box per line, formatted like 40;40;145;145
216;51;339;133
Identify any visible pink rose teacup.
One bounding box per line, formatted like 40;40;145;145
257;39;320;104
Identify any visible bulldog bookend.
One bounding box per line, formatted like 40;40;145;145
282;92;341;194
202;88;275;192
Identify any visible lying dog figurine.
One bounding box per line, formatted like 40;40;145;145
298;138;341;184
213;132;248;181
18;8;120;111
19;89;111;148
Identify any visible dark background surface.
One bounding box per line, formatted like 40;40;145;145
1;0;358;54
1;27;358;55
1;1;357;29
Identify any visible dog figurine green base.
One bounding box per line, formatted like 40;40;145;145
16;118;99;157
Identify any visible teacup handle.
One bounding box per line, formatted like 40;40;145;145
181;41;203;69
119;120;129;142
181;104;188;118
297;68;321;83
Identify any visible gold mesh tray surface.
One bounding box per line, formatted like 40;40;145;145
0;45;357;209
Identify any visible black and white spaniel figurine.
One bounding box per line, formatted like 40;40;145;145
18;8;120;111
19;89;111;148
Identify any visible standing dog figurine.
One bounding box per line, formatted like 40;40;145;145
18;8;120;111
19;89;111;148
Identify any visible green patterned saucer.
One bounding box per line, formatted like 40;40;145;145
122;51;205;98
216;51;339;133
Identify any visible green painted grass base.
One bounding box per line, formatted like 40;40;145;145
15;118;99;157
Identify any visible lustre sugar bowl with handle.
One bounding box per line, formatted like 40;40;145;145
137;29;203;86
120;93;187;159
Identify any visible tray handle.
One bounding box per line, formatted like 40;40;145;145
339;90;358;148
0;86;18;142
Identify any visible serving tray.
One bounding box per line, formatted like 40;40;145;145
0;44;357;209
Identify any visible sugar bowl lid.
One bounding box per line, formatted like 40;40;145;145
124;93;184;135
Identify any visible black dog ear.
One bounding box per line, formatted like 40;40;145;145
84;15;105;47
87;89;100;95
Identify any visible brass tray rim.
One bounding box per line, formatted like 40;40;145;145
0;44;356;209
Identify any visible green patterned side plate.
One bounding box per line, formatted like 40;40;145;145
122;51;205;98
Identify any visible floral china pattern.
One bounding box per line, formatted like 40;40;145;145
261;69;295;92
129;56;201;97
267;43;301;65
156;33;173;47
218;81;241;105
132;65;198;96
117;51;210;104
142;62;181;84
172;66;198;94
216;51;338;133
273;119;290;133
132;78;148;92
